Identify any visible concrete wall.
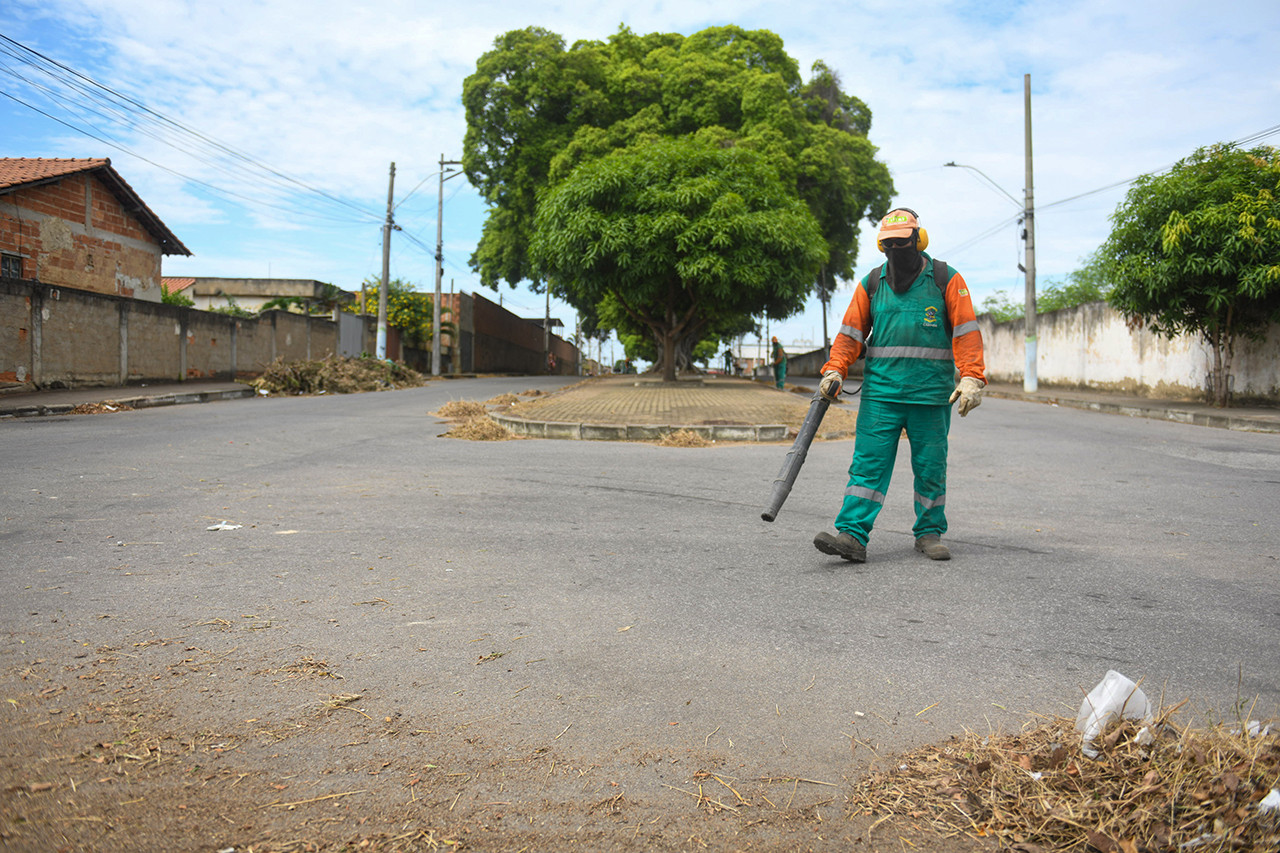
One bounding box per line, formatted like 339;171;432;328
0;277;376;392
980;301;1280;401
0;172;165;302
779;301;1279;403
0;276;583;392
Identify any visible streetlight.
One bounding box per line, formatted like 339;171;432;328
944;78;1037;392
433;155;463;377
943;161;1022;209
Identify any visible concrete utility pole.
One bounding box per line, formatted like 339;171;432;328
820;266;831;352
434;155;463;376
1022;73;1038;393
377;162;396;360
942;75;1038;391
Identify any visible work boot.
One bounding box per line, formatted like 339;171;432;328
914;535;951;561
813;531;866;563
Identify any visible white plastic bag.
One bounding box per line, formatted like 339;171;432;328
1075;670;1152;758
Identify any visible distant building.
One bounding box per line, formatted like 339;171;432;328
0;157;190;301
162;277;354;313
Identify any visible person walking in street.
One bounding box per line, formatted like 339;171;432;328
813;208;986;563
771;336;787;389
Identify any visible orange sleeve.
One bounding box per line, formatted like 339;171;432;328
821;279;872;378
943;268;986;383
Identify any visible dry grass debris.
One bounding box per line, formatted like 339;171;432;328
442;415;514;441
486;393;520;406
436;399;488;419
850;710;1280;852
435;398;516;440
659;428;710;447
68;400;133;415
251;355;425;395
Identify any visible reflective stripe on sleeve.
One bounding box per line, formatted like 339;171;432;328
952;320;979;339
839;324;865;344
845;485;886;504
914;491;946;509
866;345;953;360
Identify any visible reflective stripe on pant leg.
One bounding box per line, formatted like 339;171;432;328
906;403;950;538
835;398;906;544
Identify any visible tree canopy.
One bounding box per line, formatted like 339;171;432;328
462;24;893;373
1100;144;1280;406
531;138;826;381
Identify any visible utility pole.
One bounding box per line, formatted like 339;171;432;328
1023;73;1038;392
377;162;395;360
434;155;463;376
544;287;551;373
820;266;831;352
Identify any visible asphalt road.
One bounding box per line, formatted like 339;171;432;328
3;378;1278;800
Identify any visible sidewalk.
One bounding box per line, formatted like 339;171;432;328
981;381;1280;434
0;380;255;418
3;374;1278;436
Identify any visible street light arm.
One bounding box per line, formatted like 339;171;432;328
944;161;1023;208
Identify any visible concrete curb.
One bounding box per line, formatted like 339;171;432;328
490;412;794;442
984;389;1280;434
0;387;256;419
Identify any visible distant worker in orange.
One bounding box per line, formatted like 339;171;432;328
813;208;986;563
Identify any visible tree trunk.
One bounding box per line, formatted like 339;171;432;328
1209;307;1235;408
660;329;677;382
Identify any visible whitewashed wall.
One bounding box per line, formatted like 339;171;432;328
979;302;1280;402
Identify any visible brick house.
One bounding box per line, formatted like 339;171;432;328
0;158;190;301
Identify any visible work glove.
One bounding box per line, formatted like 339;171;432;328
819;370;843;402
949;376;984;417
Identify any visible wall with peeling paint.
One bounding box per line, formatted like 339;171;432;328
979;302;1280;402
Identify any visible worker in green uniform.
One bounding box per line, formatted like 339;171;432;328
813;208;986;563
771;336;787;389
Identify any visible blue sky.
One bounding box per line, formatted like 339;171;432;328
3;0;1278;364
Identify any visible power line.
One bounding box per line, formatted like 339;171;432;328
0;32;382;224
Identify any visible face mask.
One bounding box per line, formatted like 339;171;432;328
885;245;922;293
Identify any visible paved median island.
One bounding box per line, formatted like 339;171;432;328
489;375;859;442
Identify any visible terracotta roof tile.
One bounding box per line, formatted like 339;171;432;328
161;277;196;292
0;157;190;255
0;158;110;190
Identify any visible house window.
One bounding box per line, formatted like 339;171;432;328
1;254;22;279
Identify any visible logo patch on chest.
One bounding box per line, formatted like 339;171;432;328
922;306;940;328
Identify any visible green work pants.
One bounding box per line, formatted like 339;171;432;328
773;362;787;389
835;398;951;545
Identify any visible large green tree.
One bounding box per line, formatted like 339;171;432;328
530;138;826;381
1101;144;1280;406
462;24;893;362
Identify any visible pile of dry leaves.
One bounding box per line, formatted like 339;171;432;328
850;708;1279;852
436;398;514;441
658;428;711;447
251;355;425;395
